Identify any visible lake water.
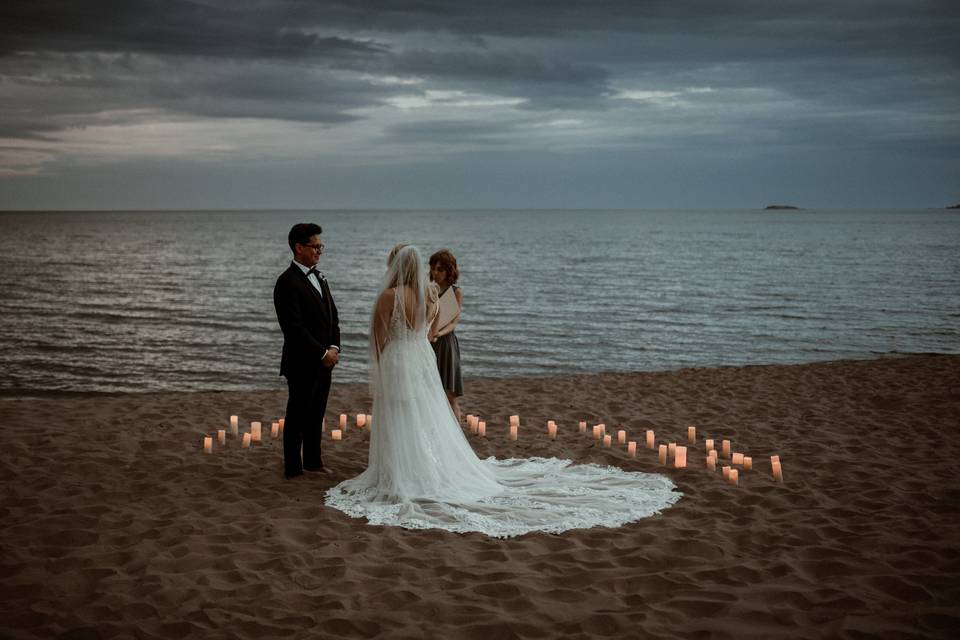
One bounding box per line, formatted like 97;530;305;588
1;209;957;395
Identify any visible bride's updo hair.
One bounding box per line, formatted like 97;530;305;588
387;243;408;266
386;244;421;289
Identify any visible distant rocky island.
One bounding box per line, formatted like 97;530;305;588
947;204;960;209
764;204;801;210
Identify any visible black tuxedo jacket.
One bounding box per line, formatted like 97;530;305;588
273;262;341;379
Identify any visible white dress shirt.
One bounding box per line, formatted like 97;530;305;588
292;260;340;353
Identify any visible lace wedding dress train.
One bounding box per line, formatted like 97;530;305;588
325;249;681;538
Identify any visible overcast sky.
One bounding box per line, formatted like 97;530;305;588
1;1;957;209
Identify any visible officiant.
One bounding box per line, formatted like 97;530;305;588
428;249;464;422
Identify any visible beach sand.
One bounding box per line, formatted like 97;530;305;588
1;355;958;639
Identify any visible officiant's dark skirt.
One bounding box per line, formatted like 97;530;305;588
432;332;464;397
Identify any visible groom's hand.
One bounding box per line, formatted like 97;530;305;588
321;348;340;368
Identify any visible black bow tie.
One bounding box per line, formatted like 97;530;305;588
308;268;323;281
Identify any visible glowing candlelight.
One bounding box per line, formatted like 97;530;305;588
722;465;731;480
729;469;739;486
617;429;626;445
771;455;780;465
478;421;486;437
646;430;655;449
509;425;518;441
743;456;753;471
687;426;696;443
706;455;716;471
598;423;606;436
468;418;478;434
217;429;226;446
331;429;342;441
658;444;667;465
250;422;262;443
271;422;279;439
241;433;251;448
203;436;213;454
279;419;285;434
772;461;783;482
547;422;558;440
229;415;239;437
674;446;687;468
732;452;744;465
668;442;676;459
357;414;366;428
603;434;612;448
510;414;519;427
593;425;602;440
627;441;637;457
721;439;731;458
339;414;347;429
705;438;714;452
578;420;587;433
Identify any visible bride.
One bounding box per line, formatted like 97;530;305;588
325;245;680;538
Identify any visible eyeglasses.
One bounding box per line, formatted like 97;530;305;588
303;243;325;253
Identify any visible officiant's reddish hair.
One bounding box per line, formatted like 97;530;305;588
288;223;322;251
429;250;459;285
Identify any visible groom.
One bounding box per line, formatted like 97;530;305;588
274;223;341;479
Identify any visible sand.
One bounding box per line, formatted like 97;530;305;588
1;355;958;639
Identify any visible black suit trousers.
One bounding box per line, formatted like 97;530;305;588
283;367;333;475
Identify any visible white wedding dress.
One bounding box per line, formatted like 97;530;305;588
325;248;681;538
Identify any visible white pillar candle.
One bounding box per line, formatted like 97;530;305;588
467;414;475;426
478;421;486;437
627;441;637;457
658;444;667;465
721;439;731;458
598;423;606;436
705;438;714;452
331;429;342;441
241;433;251;448
674;446;687;468
357;414;366;428
722;465;731;479
229;415;239;437
617;429;626;445
770;455;781;465
469;419;478;434
646;430;655;449
547;423;557;440
603;434;612;448
509;425;518;441
339;414;347;429
732;452;744;465
271;422;280;439
729;469;739;486
743;456;753;471
687;426;696;444
250;422;262;443
592;425;602;440
578;420;587;433
203;436;213;454
706;455;716;471
772;461;783;482
668;442;676;459
217;429;226;446
510;414;519;427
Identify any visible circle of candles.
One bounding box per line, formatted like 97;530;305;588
722;465;731;479
705;438;715;452
617;429;626;445
271;422;280;439
202;436;213;454
627;441;637;457
578;420;587;433
706;455;716;471
658;444;667;465
721;439;731;458
509;425;518;441
356;414;366;428
674;446;687;468
687;426;696;443
339;414;347;429
645;430;655;449
478;421;487;437
331;429;343;441
772;461;783;482
603;434;612;447
217;429;226;445
743;456;753;471
241;433;252;448
250;422;262;443
729;469;739;486
732;452;744;465
229;415;239;437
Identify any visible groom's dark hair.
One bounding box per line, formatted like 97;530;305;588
288;223;323;251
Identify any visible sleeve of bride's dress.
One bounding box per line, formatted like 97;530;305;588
371;289;395;356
